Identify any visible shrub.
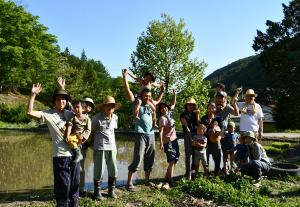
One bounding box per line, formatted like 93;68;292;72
0;103;31;123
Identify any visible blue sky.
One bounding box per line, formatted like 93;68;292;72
21;0;289;78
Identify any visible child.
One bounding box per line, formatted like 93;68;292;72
158;89;178;188
208;120;222;143
221;121;239;174
92;96;121;200
83;97;95;114
207;120;223;176
123;68;163;128
65;100;91;163
80;97;95;197
227;134;248;170
192;124;209;176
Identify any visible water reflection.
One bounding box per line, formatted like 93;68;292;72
0;130;186;192
0;130;274;192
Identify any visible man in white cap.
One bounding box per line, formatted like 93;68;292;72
234;88;264;140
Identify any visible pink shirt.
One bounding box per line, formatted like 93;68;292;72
159;115;176;143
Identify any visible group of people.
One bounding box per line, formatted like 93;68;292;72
27;70;271;207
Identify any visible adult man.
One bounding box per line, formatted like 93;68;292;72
27;83;79;207
214;91;239;175
234;89;264;140
240;131;271;184
122;69;164;191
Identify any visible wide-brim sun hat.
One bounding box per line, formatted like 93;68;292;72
242;131;256;141
83;97;95;110
245;89;257;97
228;121;236;128
52;89;71;104
96;96;121;111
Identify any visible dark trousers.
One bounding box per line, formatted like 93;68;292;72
53;157;80;207
183;133;193;178
207;144;222;175
240;160;271;180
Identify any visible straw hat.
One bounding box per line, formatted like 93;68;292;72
83;97;95;110
245;89;257;97
52;89;71;104
185;97;197;105
96;96;121;111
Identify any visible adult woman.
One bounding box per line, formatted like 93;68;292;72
180;98;199;180
200;102;222;176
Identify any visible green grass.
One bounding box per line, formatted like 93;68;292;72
1;176;300;207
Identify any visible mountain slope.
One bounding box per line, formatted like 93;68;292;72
204;55;267;94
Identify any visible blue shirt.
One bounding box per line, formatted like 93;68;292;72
135;104;154;135
233;144;248;161
222;132;239;151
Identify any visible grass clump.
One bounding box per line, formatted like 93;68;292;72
174;174;270;207
271;142;291;150
264;146;284;154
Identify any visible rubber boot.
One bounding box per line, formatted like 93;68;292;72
93;180;104;200
73;148;83;163
108;177;117;198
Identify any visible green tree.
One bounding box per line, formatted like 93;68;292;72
253;0;300;129
130;14;209;110
0;0;60;92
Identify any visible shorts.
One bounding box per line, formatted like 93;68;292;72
163;139;180;163
193;150;208;166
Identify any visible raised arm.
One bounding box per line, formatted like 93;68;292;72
152;84;165;105
231;99;239;116
151;82;163;88
122;69;135;102
231;87;242;106
169;89;177;110
126;69;143;83
27;83;43;119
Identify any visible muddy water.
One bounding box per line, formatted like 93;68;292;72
0;130;186;192
0;130;274;192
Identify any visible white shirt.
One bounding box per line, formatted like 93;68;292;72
41;109;74;157
237;102;264;132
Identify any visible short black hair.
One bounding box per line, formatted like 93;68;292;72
141;88;151;95
72;100;86;108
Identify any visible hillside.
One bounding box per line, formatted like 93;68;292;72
205;55;267;96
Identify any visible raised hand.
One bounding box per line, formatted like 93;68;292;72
122;68;128;76
31;83;42;95
57;77;65;90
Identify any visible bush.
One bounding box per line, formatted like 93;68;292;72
271;142;291;150
0;103;31;123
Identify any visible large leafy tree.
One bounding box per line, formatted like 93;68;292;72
130;14;209;111
0;0;60;92
253;0;300;129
